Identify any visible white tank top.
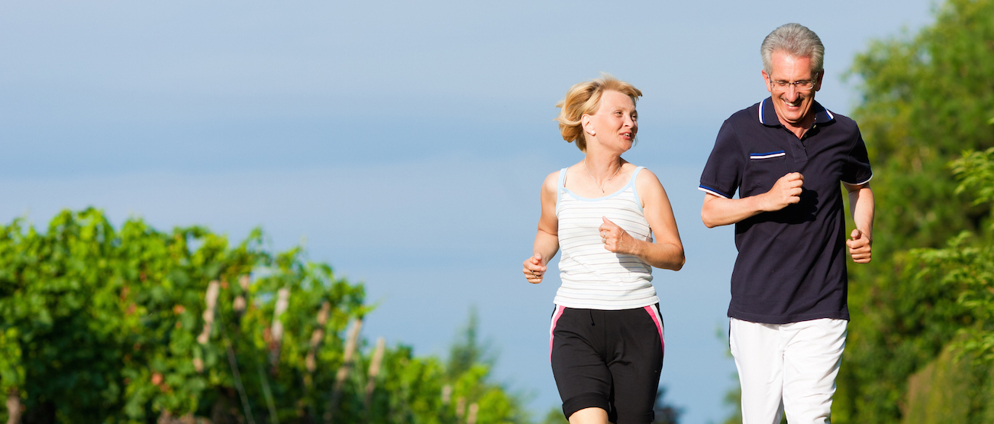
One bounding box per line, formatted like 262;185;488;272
553;166;658;310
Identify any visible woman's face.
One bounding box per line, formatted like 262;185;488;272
586;90;638;151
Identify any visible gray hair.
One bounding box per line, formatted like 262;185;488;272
761;23;824;76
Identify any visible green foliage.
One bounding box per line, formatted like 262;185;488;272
538;407;567;424
903;342;994;424
720;385;740;424
442;309;529;424
446;307;495;381
651;387;682;424
837;146;994;423
952;147;994;210
844;0;994;256
0;209;527;423
905;149;994;363
832;0;994;422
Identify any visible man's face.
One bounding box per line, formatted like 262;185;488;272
762;51;824;131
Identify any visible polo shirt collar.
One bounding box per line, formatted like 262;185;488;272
758;97;835;127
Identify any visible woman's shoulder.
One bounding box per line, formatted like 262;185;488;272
624;163;655;180
544;167;567;182
541;169;564;193
547;162;585;185
632;166;664;191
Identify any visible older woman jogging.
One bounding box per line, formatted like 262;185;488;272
523;75;685;424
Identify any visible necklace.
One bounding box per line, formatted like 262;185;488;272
583;160;623;193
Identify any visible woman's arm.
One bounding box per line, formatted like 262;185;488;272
523;171;560;284
600;169;684;270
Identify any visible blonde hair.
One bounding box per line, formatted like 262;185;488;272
556;75;642;152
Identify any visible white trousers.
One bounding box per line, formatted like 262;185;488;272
729;318;847;424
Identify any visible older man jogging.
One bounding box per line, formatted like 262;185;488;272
699;23;875;424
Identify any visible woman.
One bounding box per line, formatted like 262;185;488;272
523;75;684;424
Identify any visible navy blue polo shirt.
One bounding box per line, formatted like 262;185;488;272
699;98;872;324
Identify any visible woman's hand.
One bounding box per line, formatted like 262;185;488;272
525;171;561;285
599;217;636;254
523;253;547;284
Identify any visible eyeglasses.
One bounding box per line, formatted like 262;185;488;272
769;79;817;91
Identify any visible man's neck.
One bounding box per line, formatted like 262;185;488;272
780;116;814;139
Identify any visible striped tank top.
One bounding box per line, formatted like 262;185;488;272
553;166;658;310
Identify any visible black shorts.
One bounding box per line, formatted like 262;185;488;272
549;305;664;423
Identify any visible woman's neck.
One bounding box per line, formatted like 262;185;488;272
582;154;626;193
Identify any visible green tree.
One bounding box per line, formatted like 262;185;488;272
651;387;681;424
913;147;994;355
539;407;567;424
441;308;529;424
831;0;994;422
844;0;994;255
446;307;496;381
0;209;528;423
886;147;994;423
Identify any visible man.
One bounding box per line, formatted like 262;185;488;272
698;23;874;423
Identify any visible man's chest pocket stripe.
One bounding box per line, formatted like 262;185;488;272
750;150;786;160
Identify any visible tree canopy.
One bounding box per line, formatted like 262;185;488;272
832;0;994;422
0;208;528;423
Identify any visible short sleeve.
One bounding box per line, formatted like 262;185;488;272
841;126;873;185
699;119;744;198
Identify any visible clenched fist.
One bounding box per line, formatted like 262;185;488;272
763;172;804;211
599;217;634;254
846;229;872;263
523;252;547;284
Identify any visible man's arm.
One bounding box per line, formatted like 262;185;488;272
701;172;804;228
844;182;874;263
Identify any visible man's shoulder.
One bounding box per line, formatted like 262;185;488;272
723;101;764;125
714;100;771;144
833;111;859;131
818;104;860;132
716;101;765;140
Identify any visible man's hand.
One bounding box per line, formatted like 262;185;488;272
846;229;872;263
763;172;804;211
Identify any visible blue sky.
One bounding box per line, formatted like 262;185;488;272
1;1;935;422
